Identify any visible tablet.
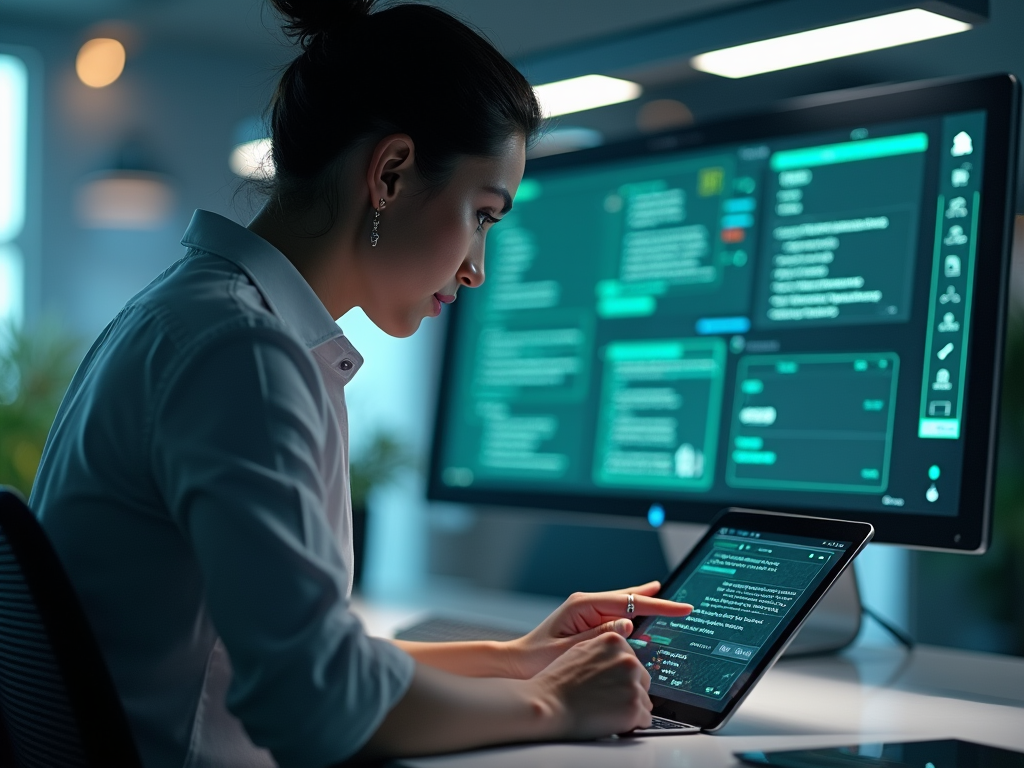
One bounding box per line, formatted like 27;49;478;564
737;738;1024;766
627;508;874;734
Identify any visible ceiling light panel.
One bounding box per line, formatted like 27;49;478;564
691;9;971;79
534;74;643;118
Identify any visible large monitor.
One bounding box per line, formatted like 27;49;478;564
428;75;1020;553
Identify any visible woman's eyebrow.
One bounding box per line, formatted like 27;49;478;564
484;185;513;214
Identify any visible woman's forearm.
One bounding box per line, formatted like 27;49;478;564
355;664;558;760
390;639;517;677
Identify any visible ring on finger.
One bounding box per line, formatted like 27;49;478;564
626;593;635;614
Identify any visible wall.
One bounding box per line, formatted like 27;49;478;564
1;21;281;338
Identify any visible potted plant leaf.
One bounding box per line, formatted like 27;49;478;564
0;321;80;497
348;431;416;587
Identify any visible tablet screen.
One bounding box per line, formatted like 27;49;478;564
628;522;853;714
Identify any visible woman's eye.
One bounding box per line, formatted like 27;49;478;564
477;211;499;230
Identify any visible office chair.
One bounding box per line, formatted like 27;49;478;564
0;487;142;767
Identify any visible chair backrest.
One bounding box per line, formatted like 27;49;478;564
0;488;141;768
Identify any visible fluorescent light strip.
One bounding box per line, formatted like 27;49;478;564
691;9;971;79
534;74;642;118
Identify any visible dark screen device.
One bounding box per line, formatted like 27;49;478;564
737;738;1024;767
625;508;873;733
428;74;1020;553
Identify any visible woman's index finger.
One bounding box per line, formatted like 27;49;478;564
634;596;694;616
589;593;693;617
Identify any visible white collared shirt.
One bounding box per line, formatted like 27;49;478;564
31;210;414;768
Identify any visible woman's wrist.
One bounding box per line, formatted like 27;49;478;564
501;637;527;679
502;635;554;680
518;676;567;741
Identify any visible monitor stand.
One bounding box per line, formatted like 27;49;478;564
658;522;862;657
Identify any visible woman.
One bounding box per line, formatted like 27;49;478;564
31;1;693;765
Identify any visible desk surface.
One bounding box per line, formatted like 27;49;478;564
352;589;1024;768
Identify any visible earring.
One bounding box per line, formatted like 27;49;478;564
370;197;386;247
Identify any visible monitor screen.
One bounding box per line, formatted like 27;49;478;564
428;76;1020;552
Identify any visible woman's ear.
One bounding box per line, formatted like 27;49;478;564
366;134;416;210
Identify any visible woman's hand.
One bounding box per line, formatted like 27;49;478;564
362;631;657;759
504;581;693;679
530;631;655;738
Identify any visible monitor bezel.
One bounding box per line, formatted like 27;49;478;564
427;74;1020;553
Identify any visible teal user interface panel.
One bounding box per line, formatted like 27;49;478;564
436;110;988;518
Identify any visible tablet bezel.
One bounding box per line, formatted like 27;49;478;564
631;508;874;731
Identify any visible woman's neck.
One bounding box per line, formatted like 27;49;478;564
247;200;363;321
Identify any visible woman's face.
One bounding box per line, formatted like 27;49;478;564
357;136;526;337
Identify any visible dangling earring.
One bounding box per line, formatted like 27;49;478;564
370;197;386;247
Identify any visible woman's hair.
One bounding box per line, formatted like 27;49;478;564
266;0;542;214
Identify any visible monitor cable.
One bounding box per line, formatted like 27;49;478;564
861;605;915;651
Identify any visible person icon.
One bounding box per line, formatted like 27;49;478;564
932;368;953;391
938;312;960;333
951;131;973;157
939;285;961;304
946;196;968;218
944;225;968;246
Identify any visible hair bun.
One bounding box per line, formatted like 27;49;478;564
271;0;376;47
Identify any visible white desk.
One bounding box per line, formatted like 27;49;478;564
352;590;1024;768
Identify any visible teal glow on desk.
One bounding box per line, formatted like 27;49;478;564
351;592;1024;768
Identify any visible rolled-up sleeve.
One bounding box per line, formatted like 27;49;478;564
151;324;413;767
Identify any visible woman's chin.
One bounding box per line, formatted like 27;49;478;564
387;314;424;339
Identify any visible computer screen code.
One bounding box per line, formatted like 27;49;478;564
438;110;987;517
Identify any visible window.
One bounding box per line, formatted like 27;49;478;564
0;52;28;330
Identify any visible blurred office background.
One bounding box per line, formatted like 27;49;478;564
0;0;1022;656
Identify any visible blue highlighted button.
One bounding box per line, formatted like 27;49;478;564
696;316;751;335
721;213;755;229
723;197;757;213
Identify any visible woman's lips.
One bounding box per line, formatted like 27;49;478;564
431;293;454;317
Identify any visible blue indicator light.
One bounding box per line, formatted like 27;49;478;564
647;504;666;528
696;316;751;335
721;213;754;229
722;197;756;213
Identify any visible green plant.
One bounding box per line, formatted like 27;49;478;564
974;302;1024;650
349;431;417;511
0;321;80;496
347;431;417;587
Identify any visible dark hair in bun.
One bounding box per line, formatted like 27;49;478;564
266;0;542;215
272;0;374;49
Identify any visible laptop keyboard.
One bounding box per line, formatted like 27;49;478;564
393;615;525;643
647;717;697;730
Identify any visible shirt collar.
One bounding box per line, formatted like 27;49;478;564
180;209;347;352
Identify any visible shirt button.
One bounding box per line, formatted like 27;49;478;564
339;359;353;371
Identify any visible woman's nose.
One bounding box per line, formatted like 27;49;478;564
459;249;485;288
